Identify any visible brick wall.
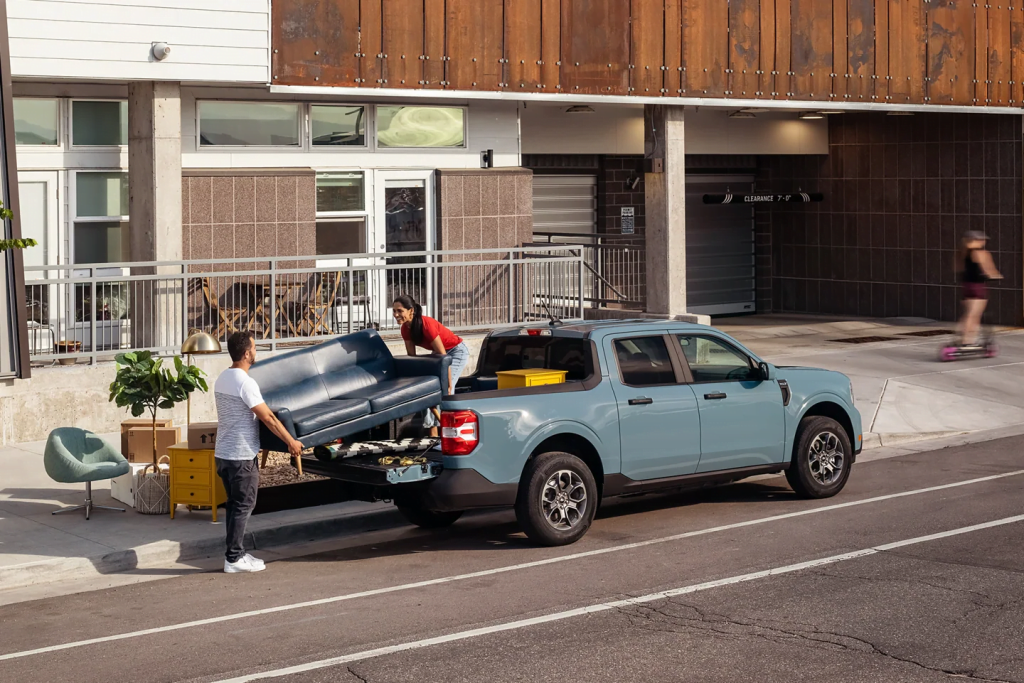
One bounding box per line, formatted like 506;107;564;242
598;156;646;234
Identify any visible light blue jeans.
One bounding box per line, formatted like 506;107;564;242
423;341;470;428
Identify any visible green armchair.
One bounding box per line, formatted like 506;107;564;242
44;428;130;519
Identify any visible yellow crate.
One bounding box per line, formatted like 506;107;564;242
496;368;568;390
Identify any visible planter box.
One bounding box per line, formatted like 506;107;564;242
69;319;131;352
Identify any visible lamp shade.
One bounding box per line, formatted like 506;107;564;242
181;331;222;355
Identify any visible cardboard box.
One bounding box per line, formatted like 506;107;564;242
187;422;218;450
121;418;174;457
110;461;169;507
125;426;181;463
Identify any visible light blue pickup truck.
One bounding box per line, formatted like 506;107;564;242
305;320;862;546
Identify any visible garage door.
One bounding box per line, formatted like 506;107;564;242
685;175;756;316
532;175;597;238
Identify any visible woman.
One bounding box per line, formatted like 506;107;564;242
392;295;471;438
958;230;1002;347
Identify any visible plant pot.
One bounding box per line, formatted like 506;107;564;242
55;341;82;364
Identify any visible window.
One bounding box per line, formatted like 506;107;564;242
315;172;368;258
72;100;127;146
74;172;128;264
316;172;364;212
478;337;592;381
311;105;367;147
198;101;301;147
376;106;465;148
14;99;59;145
317;218;367;255
614;337;676;386
677;336;758;383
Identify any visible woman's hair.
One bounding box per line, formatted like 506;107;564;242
393;294;424;344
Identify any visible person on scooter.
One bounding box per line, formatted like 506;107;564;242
958;230;1002;347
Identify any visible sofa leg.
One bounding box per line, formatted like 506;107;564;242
260;449;269;469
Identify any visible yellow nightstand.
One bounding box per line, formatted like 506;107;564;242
496;368;568;390
168;442;227;520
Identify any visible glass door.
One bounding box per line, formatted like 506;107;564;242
371;171;435;331
18;171;61;356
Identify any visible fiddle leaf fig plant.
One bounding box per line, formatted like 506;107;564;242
109;351;209;465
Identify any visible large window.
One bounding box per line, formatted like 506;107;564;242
74;171;128;264
72;100;127;146
311;105;366;147
198;101;301;147
376;106;465;148
315;172;367;256
14;99;59;146
677;336;758;383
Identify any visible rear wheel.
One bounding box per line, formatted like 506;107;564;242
515;451;598;546
785;416;852;499
396;505;463;529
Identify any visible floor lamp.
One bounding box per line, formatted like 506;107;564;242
181;330;221;428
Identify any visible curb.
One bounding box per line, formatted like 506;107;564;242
0;506;407;593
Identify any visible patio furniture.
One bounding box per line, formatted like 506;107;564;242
44;428;131;519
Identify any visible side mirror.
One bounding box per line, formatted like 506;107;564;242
758;362;774;381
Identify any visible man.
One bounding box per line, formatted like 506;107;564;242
215;331;303;573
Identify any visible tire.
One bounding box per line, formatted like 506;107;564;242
515;451;598;546
785;416;852;499
396;505;463;529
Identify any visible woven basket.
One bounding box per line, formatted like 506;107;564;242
134;456;170;515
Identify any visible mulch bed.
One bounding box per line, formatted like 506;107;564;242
258;450;325;488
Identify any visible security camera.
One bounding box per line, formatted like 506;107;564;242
152;42;171;61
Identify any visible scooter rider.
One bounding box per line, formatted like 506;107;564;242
958;230;1002;348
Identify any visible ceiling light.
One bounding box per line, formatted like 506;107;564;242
739;108;770;114
799;112;824;120
729;111;756;119
818;110;844;115
565;105;595;114
887;111;914;116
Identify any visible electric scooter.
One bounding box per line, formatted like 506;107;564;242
939;325;998;362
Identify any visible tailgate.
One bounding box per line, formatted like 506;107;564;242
299;438;443;486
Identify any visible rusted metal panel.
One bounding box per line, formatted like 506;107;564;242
975;2;988;105
1012;5;1024;105
847;0;875;102
273;0;360;87
359;0;384;87
505;0;543;91
540;0;561;92
682;0;728;96
988;4;1011;106
888;0;927;104
561;0;631;95
831;0;847;101
730;0;761;99
423;0;447;88
874;0;889;102
791;0;832;100
447;0;504;90
664;0;683;95
631;0;666;95
927;0;974;105
381;0;424;88
759;0;776;97
775;0;792;98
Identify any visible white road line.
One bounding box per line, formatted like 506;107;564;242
1;469;1022;663
212;513;1024;683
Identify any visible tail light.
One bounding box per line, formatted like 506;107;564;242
441;410;479;455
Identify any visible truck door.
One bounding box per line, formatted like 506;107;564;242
607;334;702;480
673;334;785;472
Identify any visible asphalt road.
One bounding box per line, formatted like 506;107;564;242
2;437;1024;683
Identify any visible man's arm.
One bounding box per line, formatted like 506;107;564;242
252;403;303;457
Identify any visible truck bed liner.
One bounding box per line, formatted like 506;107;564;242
300;438;443;486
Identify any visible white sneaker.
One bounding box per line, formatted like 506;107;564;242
224;554;266;573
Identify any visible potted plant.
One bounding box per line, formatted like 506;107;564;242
108;351;208;514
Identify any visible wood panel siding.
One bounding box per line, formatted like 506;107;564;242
269;0;1024;109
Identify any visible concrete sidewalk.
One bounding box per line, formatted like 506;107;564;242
2;314;1023;599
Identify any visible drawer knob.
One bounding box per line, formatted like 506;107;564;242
190;475;194;480
190;492;194;497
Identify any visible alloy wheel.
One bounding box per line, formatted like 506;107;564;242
808;431;845;486
540;469;588;531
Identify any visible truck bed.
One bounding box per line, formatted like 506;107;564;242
299;438;443;486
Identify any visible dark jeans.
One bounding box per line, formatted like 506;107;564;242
215;456;259;563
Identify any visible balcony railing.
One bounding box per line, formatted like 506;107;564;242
532;232;646;310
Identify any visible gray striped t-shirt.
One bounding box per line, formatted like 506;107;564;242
214;368;265;460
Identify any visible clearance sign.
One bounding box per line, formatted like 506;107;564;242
703;193;824;205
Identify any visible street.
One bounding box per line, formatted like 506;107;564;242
2;436;1023;683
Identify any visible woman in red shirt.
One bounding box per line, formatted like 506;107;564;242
392;295;471;437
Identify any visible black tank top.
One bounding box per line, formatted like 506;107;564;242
963;249;986;284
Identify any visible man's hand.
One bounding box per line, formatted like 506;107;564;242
287;438;303;458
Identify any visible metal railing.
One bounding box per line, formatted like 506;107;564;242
23;246;585;364
532;232;646;309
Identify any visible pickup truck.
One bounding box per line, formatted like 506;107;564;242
302;320;862;546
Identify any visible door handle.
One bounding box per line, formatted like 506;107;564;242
704;392;727;400
628;397;654;406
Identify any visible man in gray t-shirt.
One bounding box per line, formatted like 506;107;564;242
215;331;303;573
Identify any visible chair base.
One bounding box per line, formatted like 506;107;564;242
51;481;126;520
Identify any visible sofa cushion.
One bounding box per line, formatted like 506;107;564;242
249;348;329;411
290;399;371;437
339;376;441;413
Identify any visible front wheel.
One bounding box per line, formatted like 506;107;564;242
515;451;598;546
785;416;852;499
396;505;463;529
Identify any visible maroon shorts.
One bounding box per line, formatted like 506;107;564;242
963;282;988;300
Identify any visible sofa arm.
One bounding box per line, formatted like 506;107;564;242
394;354;453;390
273;406;297;438
259;407;299;454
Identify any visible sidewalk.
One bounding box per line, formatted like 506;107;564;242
2;315;1023;599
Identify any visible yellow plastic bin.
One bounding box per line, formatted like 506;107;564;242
496;368;568;390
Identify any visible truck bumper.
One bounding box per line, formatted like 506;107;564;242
418;468;519;512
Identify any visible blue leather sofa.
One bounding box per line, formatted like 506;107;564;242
248;329;452;452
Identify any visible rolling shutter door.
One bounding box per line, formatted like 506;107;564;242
532;175;597;237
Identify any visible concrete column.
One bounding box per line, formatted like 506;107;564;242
128;82;182;350
644;104;687;317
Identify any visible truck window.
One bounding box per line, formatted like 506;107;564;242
478;337;592;381
614;337;677;386
677;335;758;382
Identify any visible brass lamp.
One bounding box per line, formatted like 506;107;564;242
181;330;221;427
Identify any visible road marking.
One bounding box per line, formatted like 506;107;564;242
212;513;1024;682
1;469;1022;663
